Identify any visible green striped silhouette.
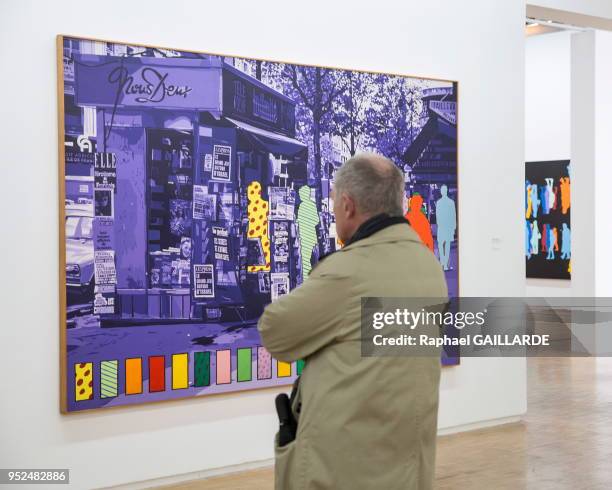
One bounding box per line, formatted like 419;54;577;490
297;185;319;279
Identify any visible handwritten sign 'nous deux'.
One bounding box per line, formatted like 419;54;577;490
108;66;193;104
74;56;220;110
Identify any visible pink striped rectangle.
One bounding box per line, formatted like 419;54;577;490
216;350;231;384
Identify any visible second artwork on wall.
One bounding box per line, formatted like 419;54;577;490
525;160;571;280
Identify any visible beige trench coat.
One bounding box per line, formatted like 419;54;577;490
258;223;448;490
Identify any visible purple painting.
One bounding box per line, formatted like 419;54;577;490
59;36;459;412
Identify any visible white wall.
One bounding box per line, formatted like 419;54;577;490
525;32;572;162
0;0;527;488
570;31;596;299
570;30;612;355
572;30;612;298
525;31;573;297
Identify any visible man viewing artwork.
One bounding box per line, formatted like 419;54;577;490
259;154;448;489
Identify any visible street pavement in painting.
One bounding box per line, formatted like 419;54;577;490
66;320;289;411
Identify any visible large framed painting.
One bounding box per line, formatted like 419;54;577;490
58;35;459;413
525;160;571;279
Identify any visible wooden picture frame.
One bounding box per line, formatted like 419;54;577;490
57;34;459;413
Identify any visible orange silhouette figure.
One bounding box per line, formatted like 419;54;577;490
560;177;570;214
405;194;434;251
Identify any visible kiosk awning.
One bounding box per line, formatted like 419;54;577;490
225;117;307;157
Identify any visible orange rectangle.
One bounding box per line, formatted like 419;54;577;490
125;358;142;395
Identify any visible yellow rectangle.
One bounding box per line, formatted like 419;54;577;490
277;361;292;378
172;353;189;390
75;362;93;401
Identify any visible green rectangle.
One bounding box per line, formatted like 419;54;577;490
297;359;305;375
100;360;118;398
194;352;210;387
237;348;252;382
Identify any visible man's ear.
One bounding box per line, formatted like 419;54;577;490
343;193;356;218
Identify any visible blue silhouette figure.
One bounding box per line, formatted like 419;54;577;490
530;184;540;218
530;220;541;256
561;223;571;260
525;220;532;258
546;227;557;260
435;185;456;271
539;185;548;215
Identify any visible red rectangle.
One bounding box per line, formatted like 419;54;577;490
149;356;166;392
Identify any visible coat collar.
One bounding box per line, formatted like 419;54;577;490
340;220;423;251
343;214;408;247
313;215;425;271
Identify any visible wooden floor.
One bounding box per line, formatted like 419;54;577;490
162;358;612;489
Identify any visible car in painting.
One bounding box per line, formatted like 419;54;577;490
65;204;94;303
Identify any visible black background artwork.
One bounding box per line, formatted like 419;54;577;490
525;160;571;280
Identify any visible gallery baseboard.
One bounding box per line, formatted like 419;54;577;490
100;458;275;490
437;415;523;436
101;415;522;489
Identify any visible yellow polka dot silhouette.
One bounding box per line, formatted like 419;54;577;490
247;181;270;273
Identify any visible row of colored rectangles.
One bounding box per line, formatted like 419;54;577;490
75;347;305;402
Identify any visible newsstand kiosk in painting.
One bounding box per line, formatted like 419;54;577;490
69;47;308;326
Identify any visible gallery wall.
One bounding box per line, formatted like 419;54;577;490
571;29;612;299
525;31;573;297
525;32;571;162
0;0;526;488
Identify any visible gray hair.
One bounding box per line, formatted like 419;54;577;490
333;153;405;217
